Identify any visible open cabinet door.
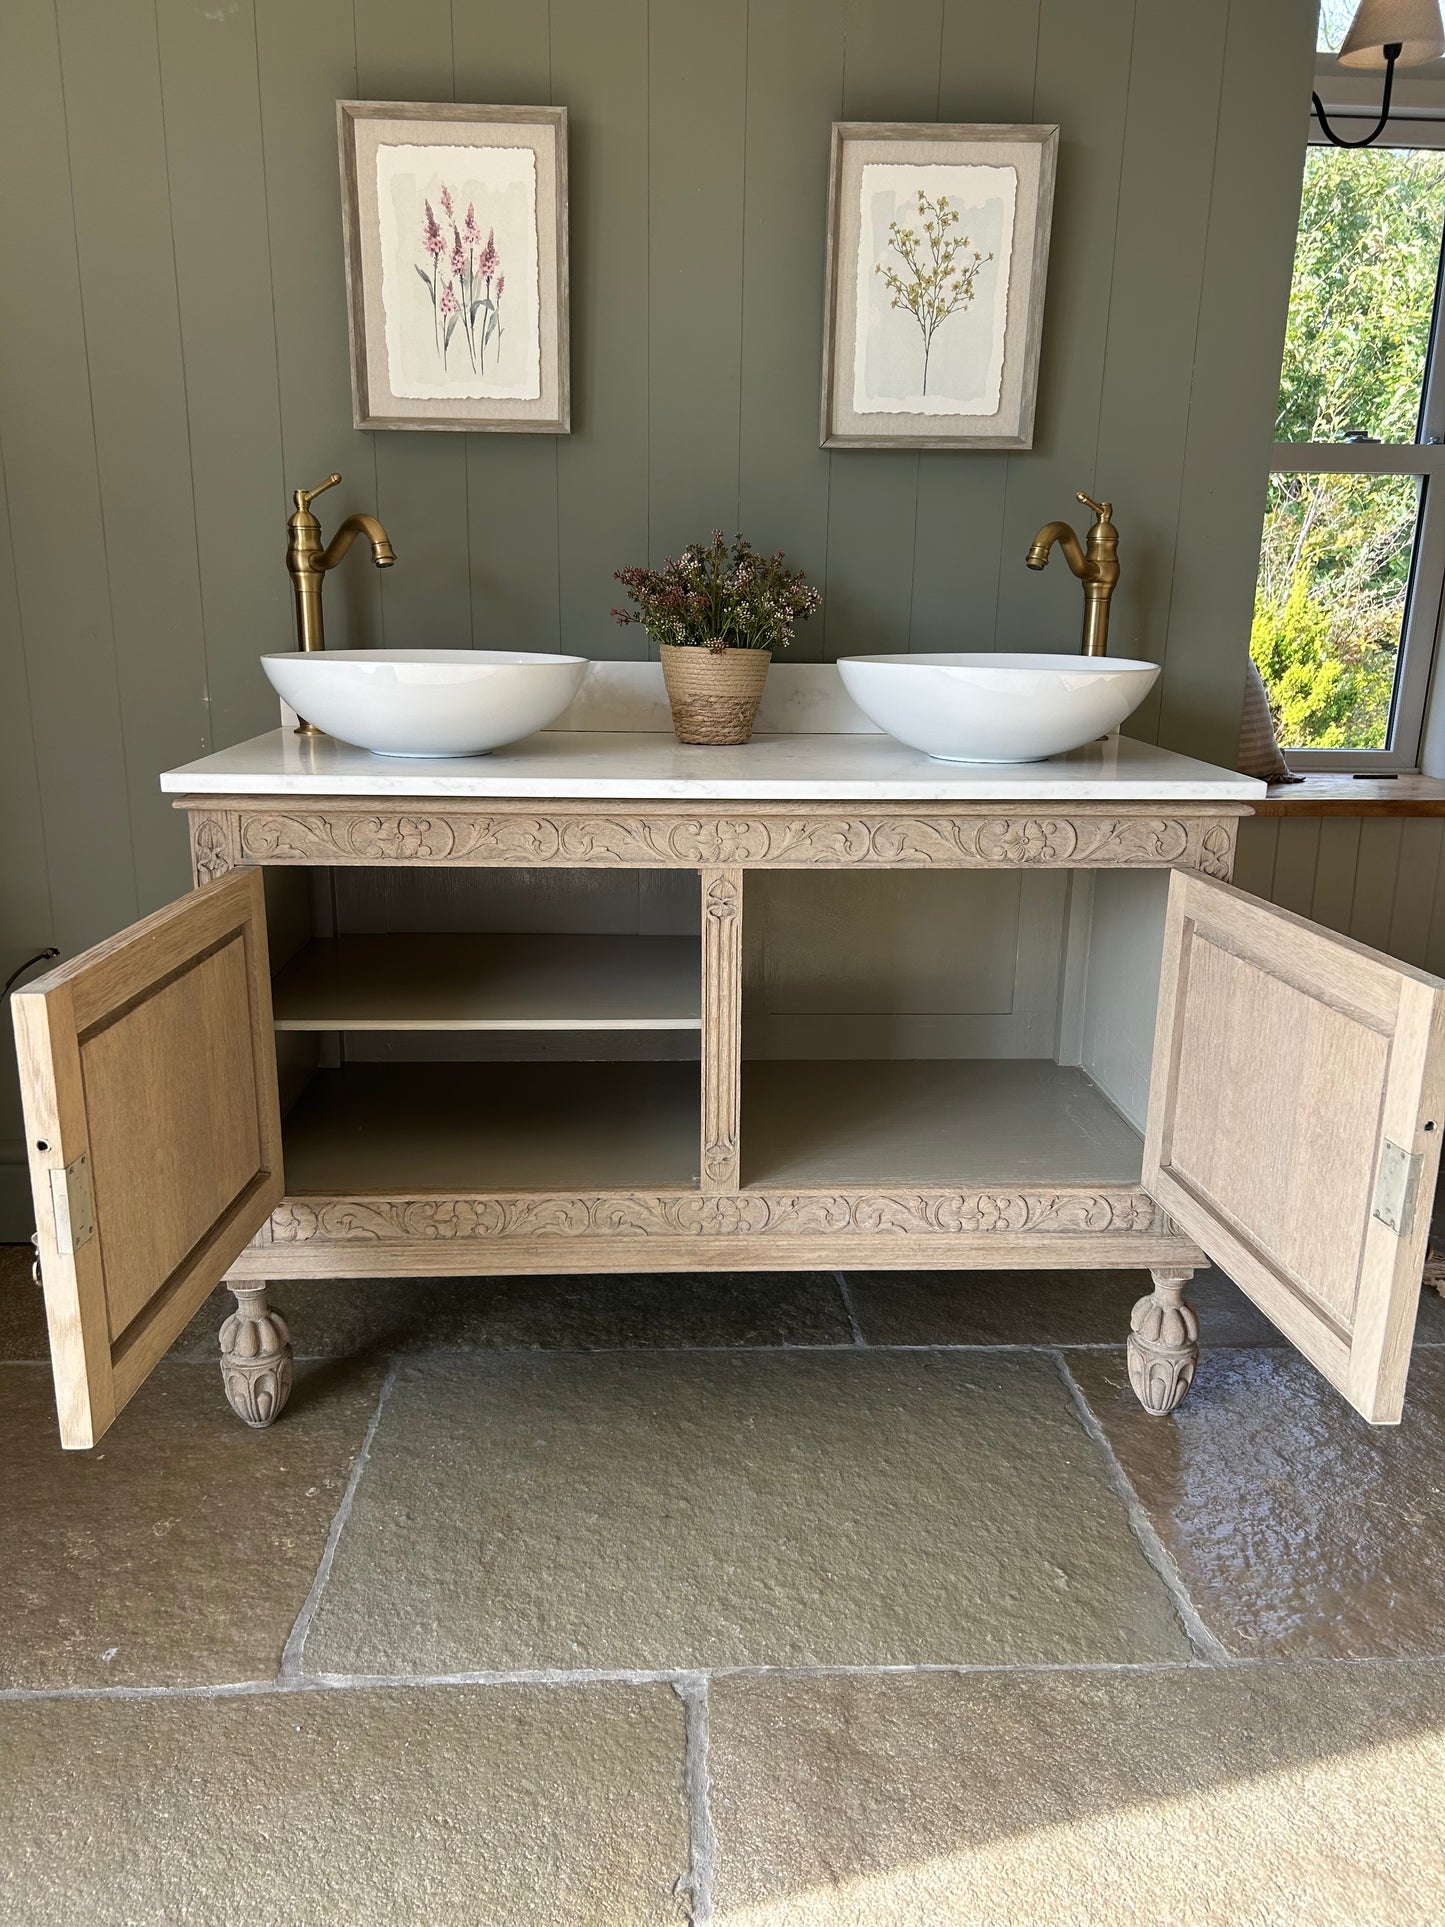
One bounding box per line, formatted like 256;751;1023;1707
12;870;282;1448
1144;870;1445;1423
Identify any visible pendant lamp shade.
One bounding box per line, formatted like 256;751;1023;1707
1338;0;1445;68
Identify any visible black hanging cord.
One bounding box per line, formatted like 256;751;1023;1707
4;948;59;996
1313;43;1402;147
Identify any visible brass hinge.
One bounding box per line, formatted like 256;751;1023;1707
1373;1139;1423;1238
48;1152;95;1257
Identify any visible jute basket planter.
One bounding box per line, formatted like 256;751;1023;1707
660;642;772;745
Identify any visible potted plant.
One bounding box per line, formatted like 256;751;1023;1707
612;531;822;745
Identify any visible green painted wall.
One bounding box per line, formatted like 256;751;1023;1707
0;0;1320;1228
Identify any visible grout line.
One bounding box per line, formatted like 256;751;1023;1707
0;1657;1220;1709
6;1650;1435;1710
1051;1349;1233;1668
674;1673;717;1925
833;1271;866;1346
278;1360;399;1679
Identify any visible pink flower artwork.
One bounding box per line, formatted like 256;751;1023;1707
416;195;508;376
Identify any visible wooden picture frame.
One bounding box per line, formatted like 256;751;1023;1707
338;100;570;434
820;122;1058;451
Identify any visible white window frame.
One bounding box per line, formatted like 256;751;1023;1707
1269;82;1445;771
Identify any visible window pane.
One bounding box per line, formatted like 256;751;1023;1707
1278;145;1445;444
1316;1;1357;51
1252;472;1421;750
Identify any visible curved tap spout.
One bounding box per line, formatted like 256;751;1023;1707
1024;492;1119;657
284;473;398;734
318;513;396;573
1025;521;1088;577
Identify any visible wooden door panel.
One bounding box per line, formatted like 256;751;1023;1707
1145;871;1445;1422
12;871;281;1447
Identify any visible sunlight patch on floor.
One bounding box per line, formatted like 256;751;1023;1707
716;1728;1445;1926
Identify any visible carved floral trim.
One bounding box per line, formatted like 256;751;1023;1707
191;815;235;883
235;809;1238;872
268;1187;1165;1243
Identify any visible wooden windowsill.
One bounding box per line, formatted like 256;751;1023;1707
1253;774;1445;816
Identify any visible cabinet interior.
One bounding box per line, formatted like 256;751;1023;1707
739;867;1170;1188
262;863;1171;1196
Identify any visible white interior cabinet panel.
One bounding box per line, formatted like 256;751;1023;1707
332;865;700;935
741;1060;1144;1188
273;934;700;1032
281;1062;699;1192
743;870;1069;1059
1075;870;1171;1133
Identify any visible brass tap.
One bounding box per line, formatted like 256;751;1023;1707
1025;492;1119;658
285;473;397;734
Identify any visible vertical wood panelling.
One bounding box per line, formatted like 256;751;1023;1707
1387;820;1444;967
1095;0;1228;739
452;5;562;653
0;448;54;1162
1269;817;1321;918
1230;818;1279;898
1310;817;1363;934
156;0;291;753
354;0;472;650
1157;0;1318;764
737;0;844;660
1425;841;1445;977
822;0;944;657
56;0;208;911
551;0;649;657
992;0;1137;654
1349;819;1405;952
907;0;1039;654
648;0;749;570
0;0;138;950
255;0;380;650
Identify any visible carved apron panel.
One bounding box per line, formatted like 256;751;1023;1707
217;807;1239;874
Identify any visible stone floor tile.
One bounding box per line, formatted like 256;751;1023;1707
303;1349;1192;1676
1068;1346;1445;1659
0;1359;384;1689
0;1682;689;1927
0;1241;48;1358
707;1663;1445;1926
170;1269;851;1360
844;1262;1280;1347
1415;1280;1445;1341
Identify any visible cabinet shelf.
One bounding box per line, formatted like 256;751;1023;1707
271;934;700;1033
281;1062;700;1192
740;1060;1144;1189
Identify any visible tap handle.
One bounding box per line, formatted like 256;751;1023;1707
293;473;342;517
1077;490;1112;522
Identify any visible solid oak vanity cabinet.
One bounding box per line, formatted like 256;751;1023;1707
13;727;1445;1448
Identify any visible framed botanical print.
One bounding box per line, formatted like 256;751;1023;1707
820;122;1058;450
337;101;569;433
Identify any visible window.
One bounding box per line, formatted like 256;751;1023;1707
1251;115;1445;769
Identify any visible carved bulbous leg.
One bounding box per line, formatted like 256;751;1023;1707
1127;1268;1200;1417
220;1282;293;1429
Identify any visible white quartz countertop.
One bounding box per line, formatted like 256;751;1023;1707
161;728;1265;802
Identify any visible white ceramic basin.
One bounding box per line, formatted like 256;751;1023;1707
837;652;1161;763
261;649;588;757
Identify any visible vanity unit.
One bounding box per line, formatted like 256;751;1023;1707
15;713;1445;1449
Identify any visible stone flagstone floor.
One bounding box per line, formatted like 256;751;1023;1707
2;1243;1445;1924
